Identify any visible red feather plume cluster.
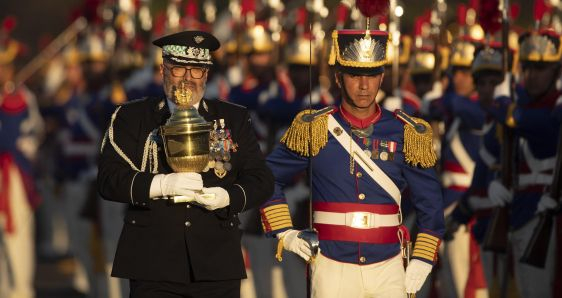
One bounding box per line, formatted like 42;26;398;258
296;7;307;26
185;0;198;18
337;4;349;24
356;0;389;18
241;0;256;16
414;10;431;37
479;0;501;35
2;16;16;33
533;0;551;22
510;3;520;20
457;4;467;27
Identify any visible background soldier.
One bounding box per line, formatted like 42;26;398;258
0;15;44;298
487;28;562;298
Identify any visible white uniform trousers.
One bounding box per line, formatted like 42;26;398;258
0;164;35;298
511;216;556;298
311;252;406;298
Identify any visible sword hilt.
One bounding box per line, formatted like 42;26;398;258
297;229;320;258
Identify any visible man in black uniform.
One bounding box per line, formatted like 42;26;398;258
97;30;274;298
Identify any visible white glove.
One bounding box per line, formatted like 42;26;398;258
536;194;558;214
277;229;313;261
404;259;433;294
382;96;403;111
422;81;443;102
493;73;511;99
487;180;513;207
468;195;497;210
149;173;203;199
194;187;230;210
17;135;40;160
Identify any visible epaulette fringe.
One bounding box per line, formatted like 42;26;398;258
280;109;329;157
395;110;437;168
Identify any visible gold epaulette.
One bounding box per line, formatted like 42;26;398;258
395;110;437;168
280;108;332;157
412;232;441;264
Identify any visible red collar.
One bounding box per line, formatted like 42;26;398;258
528;89;562;108
0;89;27;114
339;104;382;129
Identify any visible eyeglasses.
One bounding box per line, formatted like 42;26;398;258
164;64;207;79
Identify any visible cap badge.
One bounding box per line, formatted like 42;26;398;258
343;36;385;63
194;36;205;44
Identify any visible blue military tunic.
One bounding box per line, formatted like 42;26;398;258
451;118;501;242
261;105;444;265
491;86;561;229
439;90;486;208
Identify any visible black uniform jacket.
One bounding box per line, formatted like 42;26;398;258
98;97;274;282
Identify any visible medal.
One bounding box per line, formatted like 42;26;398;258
388;141;397;161
208;118;238;178
380;140;390;161
364;149;372;158
351;125;374;138
380;151;388;161
372;139;380;160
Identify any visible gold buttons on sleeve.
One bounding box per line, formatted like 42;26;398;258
359;256;366;263
356;172;363;178
358;193;365;200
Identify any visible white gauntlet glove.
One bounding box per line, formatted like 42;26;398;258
277;229;313;261
493;73;511;99
149;172;203;199
536;194;558;214
422;81;443;102
404;259;433;294
194;187;230;210
487;180;513;207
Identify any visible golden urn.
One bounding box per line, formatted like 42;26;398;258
160;82;212;173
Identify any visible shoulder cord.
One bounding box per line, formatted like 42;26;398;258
105;106;157;173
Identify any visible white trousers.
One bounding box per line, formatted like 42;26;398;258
0;164;35;298
62;179;97;296
440;224;471;298
311;252;406;298
511;217;556;298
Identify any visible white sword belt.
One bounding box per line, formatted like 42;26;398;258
313;211;401;229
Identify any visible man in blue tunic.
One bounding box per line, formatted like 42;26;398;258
487;28;562;298
260;27;445;297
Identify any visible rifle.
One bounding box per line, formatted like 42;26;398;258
482;0;512;253
14;17;87;88
520;127;562;267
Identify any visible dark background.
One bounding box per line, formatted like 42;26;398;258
0;0;534;66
